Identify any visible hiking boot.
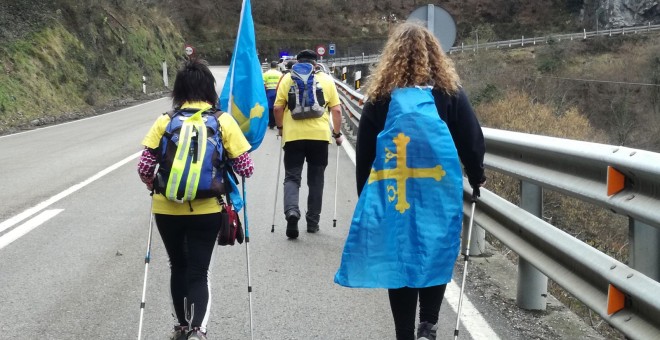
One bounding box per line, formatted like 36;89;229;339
186;327;207;340
286;215;299;239
307;224;320;233
170;325;188;340
417;321;437;340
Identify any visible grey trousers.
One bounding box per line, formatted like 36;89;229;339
282;140;329;226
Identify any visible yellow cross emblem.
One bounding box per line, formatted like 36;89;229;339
368;132;446;213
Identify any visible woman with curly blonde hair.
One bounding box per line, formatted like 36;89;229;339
335;23;485;340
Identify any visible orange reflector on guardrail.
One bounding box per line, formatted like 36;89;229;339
607;166;625;196
607;284;625;315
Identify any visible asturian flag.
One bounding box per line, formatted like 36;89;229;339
335;87;464;288
220;0;268;151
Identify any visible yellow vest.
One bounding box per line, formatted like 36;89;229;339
263;69;283;90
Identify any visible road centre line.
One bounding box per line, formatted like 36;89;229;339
0;152;141;235
341;134;498;339
0;209;64;250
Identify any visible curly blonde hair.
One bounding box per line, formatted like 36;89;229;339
365;22;460;101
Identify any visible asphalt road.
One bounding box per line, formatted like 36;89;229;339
0;66;603;340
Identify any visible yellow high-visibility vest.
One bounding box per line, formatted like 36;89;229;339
263;69;283;90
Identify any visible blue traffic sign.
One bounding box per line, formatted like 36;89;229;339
328;43;336;56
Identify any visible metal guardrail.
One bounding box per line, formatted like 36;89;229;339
333;77;660;339
329;23;660;67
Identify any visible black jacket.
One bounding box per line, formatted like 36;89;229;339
355;87;486;195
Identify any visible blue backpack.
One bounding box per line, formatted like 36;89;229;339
287;63;326;120
154;106;230;202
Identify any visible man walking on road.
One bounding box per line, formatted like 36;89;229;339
273;49;344;239
263;61;283;129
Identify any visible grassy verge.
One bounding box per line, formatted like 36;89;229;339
0;6;183;134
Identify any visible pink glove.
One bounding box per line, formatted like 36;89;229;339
137;148;158;190
231;152;254;178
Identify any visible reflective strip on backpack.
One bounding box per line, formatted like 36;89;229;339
184;119;207;201
166;106;209;202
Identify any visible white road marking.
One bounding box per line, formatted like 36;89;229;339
0;209;64;250
342;135;498;339
445;280;501;339
0;151;141;235
0;98;167;140
340;136;356;164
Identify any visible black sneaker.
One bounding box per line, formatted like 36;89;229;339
417;321;437;340
307;224;320;233
286;215;299;238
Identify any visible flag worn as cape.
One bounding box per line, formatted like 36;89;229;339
335;87;464;288
219;0;268;151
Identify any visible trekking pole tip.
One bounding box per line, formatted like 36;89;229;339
271;225;274;232
333;219;337;228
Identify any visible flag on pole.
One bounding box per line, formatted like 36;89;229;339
219;0;268;151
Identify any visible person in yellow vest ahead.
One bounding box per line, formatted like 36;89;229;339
273;49;344;239
263;61;283;129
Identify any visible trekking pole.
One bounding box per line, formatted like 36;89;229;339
332;145;340;228
270;144;283;233
242;177;255;340
454;189;479;340
137;196;155;340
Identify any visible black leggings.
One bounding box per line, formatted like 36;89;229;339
155;213;221;332
388;284;447;340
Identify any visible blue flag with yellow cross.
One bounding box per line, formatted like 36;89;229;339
335;87;464;288
219;0;268;151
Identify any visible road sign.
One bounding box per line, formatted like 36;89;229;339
184;44;194;56
316;45;326;57
408;4;456;52
328;43;336;56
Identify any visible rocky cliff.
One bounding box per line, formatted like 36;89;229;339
595;0;659;27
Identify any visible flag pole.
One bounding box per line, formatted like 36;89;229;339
225;1;255;338
226;0;248;117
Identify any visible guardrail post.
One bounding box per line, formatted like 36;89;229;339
629;218;660;281
517;181;548;310
521;36;524;46
162;61;169;88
